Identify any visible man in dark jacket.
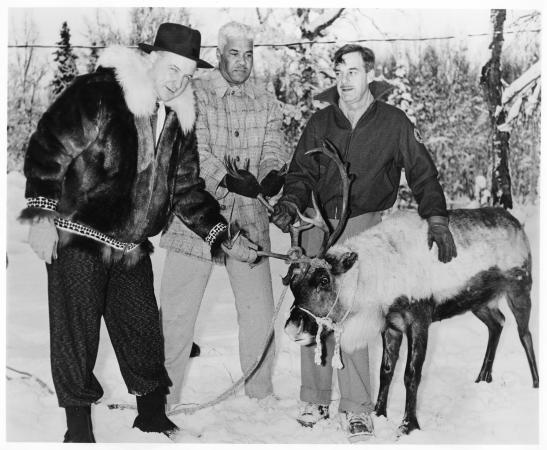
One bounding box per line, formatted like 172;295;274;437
19;23;257;443
272;44;457;442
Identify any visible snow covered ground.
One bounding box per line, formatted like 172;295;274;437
5;171;541;445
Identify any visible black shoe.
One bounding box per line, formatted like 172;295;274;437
63;405;96;443
190;342;201;358
133;386;179;437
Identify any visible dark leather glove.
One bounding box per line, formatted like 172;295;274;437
260;168;286;197
427;215;457;263
221;170;262;198
272;200;299;233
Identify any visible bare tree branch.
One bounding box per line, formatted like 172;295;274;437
256;8;272;25
311;8;345;38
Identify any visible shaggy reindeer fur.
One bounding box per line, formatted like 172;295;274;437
331;208;530;352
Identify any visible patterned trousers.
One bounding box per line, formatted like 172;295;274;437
46;244;170;407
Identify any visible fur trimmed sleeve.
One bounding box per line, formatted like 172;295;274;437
21;78;101;221
171;128;228;243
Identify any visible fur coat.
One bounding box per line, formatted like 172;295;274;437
21;47;226;262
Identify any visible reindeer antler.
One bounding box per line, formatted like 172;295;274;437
305;138;353;257
221;145;352;263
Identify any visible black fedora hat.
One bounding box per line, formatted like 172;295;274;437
138;23;213;69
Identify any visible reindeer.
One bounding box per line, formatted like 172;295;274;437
227;140;539;435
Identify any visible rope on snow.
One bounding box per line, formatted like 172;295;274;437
107;283;290;415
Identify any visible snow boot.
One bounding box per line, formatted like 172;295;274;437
296;403;330;428
133;386;179;439
342;411;375;443
63;405;96;443
190;342;201;358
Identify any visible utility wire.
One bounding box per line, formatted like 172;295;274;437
7;28;541;50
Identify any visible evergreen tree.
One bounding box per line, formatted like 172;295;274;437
51;21;79;96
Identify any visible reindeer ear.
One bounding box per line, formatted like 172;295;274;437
326;252;358;275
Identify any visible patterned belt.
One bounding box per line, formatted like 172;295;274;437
54;218;139;253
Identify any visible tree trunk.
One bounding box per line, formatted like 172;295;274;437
480;9;512;209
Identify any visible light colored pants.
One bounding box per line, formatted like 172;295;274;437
160;252;275;405
299;211;382;414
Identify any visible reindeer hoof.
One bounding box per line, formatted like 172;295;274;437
397;419;420;436
374;406;387;418
475;372;492;383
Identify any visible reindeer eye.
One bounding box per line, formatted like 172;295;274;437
320;276;329;287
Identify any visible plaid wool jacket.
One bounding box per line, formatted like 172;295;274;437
160;69;289;261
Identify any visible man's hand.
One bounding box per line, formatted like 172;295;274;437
271;200;299;233
28;216;59;264
221;233;259;263
222;170;262;198
260;168;286;198
427;215;457;263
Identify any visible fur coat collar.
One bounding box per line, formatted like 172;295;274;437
97;46;196;134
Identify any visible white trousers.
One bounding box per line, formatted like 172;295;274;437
160;252;275;405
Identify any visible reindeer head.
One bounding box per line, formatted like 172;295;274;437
224;139;355;349
278;139;355;347
284;251;358;346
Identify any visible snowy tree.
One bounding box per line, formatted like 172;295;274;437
480;9;512;209
51;21;79;97
256;8;345;147
85;7;190;48
7;15;48;172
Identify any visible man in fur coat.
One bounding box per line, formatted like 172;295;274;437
19;23;258;443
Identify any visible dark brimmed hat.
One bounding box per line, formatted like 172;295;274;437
138;23;213;69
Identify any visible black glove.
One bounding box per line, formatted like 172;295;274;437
221;170;262;198
260;168;286;198
272;200;299;233
427;215;457;263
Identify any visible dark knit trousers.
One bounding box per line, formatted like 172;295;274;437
46;244;170;407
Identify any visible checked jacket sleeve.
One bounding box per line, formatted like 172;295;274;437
170;128;227;242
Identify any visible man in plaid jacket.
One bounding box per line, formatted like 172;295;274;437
160;21;290;406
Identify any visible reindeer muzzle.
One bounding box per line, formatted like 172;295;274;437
284;315;314;346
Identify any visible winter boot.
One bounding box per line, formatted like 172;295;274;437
63;405;96;443
342;411;375;443
296;403;330;428
133;386;179;439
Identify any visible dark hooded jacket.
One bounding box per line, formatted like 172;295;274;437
20;47;226;261
281;82;448;219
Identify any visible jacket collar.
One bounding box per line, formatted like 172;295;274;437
97;46;196;134
208;69;256;99
313;80;394;105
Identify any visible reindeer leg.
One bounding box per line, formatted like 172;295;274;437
398;315;430;435
505;277;539;388
375;325;403;418
472;304;505;383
